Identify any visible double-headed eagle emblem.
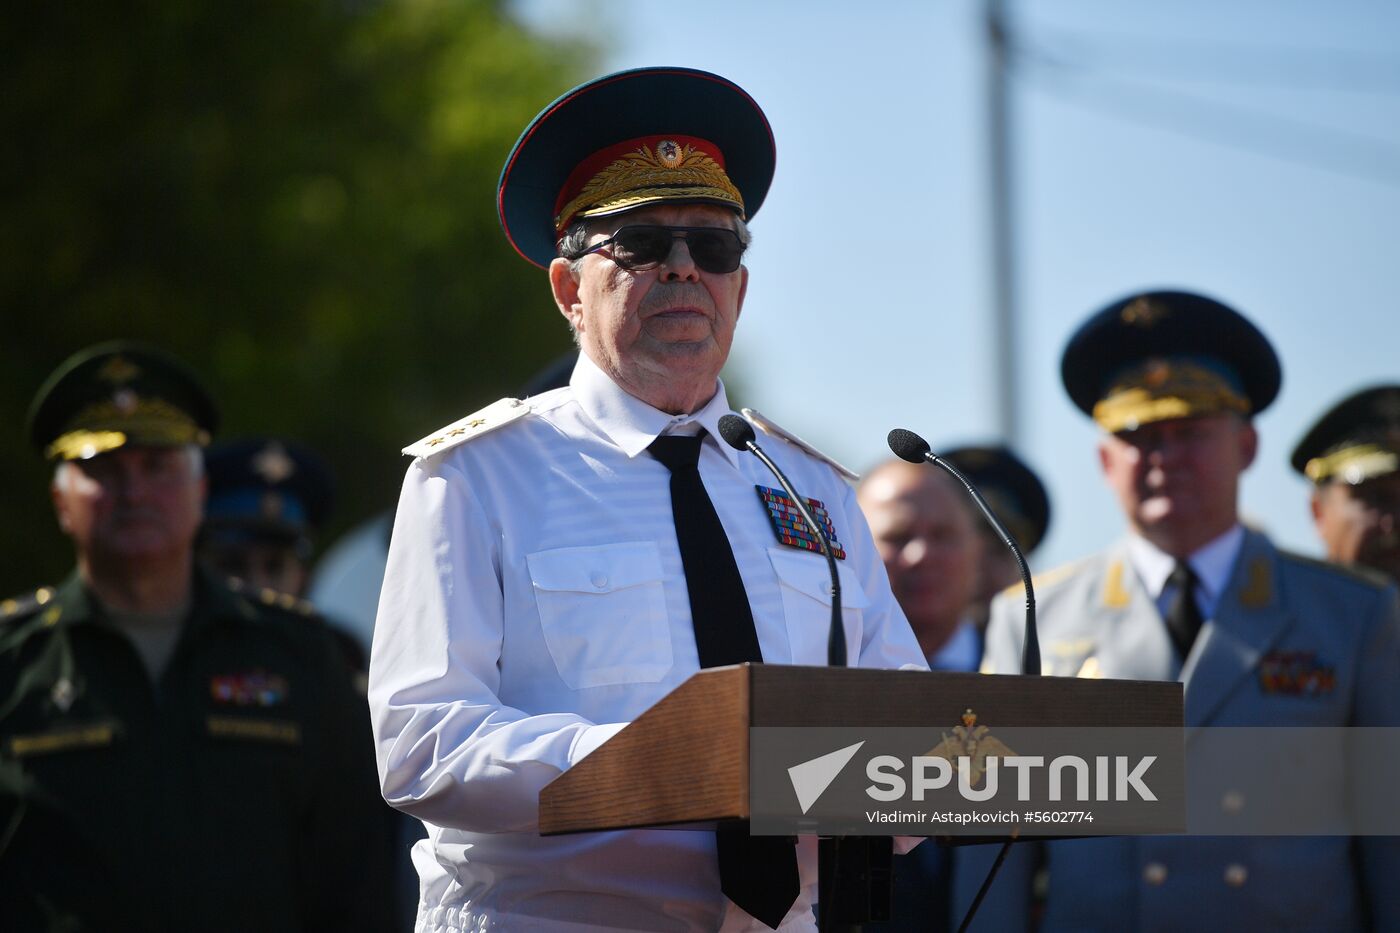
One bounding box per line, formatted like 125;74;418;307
923;709;1017;787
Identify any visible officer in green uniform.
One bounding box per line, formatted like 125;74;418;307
0;342;391;932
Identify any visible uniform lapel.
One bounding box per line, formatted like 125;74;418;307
1182;529;1290;729
1051;542;1174;683
1098;540;1178;683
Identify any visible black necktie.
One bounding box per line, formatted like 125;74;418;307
649;433;800;929
1165;562;1204;659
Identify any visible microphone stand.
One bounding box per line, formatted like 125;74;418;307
718;415;886;930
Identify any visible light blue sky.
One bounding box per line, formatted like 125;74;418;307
515;0;1400;571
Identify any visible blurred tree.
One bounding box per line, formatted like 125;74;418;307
0;0;597;593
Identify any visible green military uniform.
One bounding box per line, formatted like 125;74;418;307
3;342;392;932
0;567;391;932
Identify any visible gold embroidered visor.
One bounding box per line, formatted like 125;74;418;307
46;395;211;461
553;135;744;233
1093;358;1251;433
1304;442;1400;485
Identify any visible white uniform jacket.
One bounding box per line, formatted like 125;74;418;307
369;356;926;932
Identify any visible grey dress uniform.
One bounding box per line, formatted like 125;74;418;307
958;528;1400;932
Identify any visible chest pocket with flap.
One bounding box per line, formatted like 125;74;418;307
527;541;674;689
767;547;870;665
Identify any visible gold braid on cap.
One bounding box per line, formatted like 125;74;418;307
554;143;744;232
1092;359;1250;433
46;397;208;460
1304;443;1400;485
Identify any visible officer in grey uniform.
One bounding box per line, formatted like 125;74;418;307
1291;384;1400;587
960;290;1400;932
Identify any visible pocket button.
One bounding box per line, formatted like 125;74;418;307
591;573;608;589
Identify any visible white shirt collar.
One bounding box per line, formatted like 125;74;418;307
1127;523;1245;615
569;352;742;469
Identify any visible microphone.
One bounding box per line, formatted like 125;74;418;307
719;414;846;667
887;428;1040;678
889;428;1039;933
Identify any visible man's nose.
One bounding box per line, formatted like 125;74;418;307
659;237;701;282
1376;507;1397;535
901;538;931;567
113;461;154;502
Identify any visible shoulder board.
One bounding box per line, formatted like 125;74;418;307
1;586;56;623
402;398;532;459
740;407;860;481
1276;550;1392;591
226;578;320;619
998;558;1087;599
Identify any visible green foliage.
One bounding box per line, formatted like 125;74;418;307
0;0;598;593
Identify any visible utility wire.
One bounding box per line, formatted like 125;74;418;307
1023;28;1400;93
1013;50;1400;190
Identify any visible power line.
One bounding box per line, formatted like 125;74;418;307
1015;55;1400;190
1021;27;1400;94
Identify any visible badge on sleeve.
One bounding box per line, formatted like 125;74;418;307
755;485;846;559
1258;650;1335;696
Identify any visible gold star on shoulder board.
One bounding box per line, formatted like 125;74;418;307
402;398;533;459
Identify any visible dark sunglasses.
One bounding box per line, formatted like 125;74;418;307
573;225;746;274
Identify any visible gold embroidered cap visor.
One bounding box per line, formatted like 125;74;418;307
1060;289;1281;431
1301;443;1400;485
498;66;776;269
1291;385;1400;484
28;341;219;462
555;134;744;231
1092;358;1251;433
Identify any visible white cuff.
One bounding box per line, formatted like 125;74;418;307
568;722;629;766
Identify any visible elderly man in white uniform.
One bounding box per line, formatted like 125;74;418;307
368;67;926;932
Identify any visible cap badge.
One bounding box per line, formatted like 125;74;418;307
97;355;142;384
1143;360;1171;388
252;442;296;484
656;139;682;167
112;388;139;414
1121;296;1168;327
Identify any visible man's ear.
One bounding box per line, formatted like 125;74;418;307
549;258;583;331
1238;419;1259;472
1309;487;1325;528
734;264;749;322
51;472;73;536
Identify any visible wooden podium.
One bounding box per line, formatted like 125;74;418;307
540;663;1183;834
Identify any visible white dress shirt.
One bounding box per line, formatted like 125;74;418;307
369;354;926;932
1126;523;1245;622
